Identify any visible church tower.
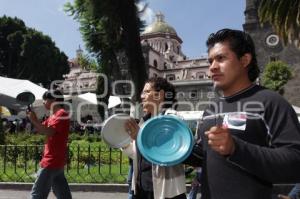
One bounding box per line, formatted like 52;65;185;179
140;12;212;110
243;0;300;106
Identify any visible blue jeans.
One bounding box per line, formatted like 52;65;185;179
188;185;200;199
188;170;201;199
288;183;300;199
31;168;72;199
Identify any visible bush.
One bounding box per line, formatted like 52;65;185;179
0;133;129;183
262;61;292;94
4;133;44;145
68;132;82;143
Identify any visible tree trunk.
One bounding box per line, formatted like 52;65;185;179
118;0;147;102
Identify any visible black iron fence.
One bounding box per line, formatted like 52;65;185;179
0;145;129;183
0;144;295;196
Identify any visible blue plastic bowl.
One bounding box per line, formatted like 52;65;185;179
137;115;194;166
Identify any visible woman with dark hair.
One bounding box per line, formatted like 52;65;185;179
122;77;186;199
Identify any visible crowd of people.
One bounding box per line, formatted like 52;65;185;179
3;28;300;199
0;113;100;135
1;118;32;133
122;29;300;199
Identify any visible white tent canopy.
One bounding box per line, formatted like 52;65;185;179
0;76;47;111
108;96;122;109
69;92;121;122
77;93;121;109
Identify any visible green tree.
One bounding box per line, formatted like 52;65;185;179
0;15;69;87
64;1;146;90
258;0;300;47
77;53;99;71
262;61;292;94
65;0;147;118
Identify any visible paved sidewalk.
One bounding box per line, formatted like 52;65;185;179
0;190;128;199
0;183;292;199
0;183;130;199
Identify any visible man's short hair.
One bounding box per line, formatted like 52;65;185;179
42;90;64;102
206;28;260;82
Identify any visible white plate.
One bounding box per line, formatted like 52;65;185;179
101;114;131;148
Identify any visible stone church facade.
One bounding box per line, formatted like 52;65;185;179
244;0;300;106
140;12;212;111
60;12;213;112
60;1;300;110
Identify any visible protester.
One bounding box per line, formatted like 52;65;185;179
122;77;186;199
191;28;300;199
27;90;72;199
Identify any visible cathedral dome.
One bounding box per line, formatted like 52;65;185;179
142;12;177;35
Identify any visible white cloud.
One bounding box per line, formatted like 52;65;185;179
137;2;155;25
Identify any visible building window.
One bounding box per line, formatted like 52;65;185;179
165;43;168;51
153;60;158;68
265;34;280;47
164;62;168;69
189;90;197;99
120;57;126;64
270;56;279;62
176;92;185;99
166;74;175;81
153;73;158;77
196;72;206;79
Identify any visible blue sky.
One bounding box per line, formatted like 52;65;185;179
0;0;245;59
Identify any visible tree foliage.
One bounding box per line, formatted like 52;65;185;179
64;0;147;98
258;0;300;47
0;15;69;87
77;53;99;72
262;61;292;94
